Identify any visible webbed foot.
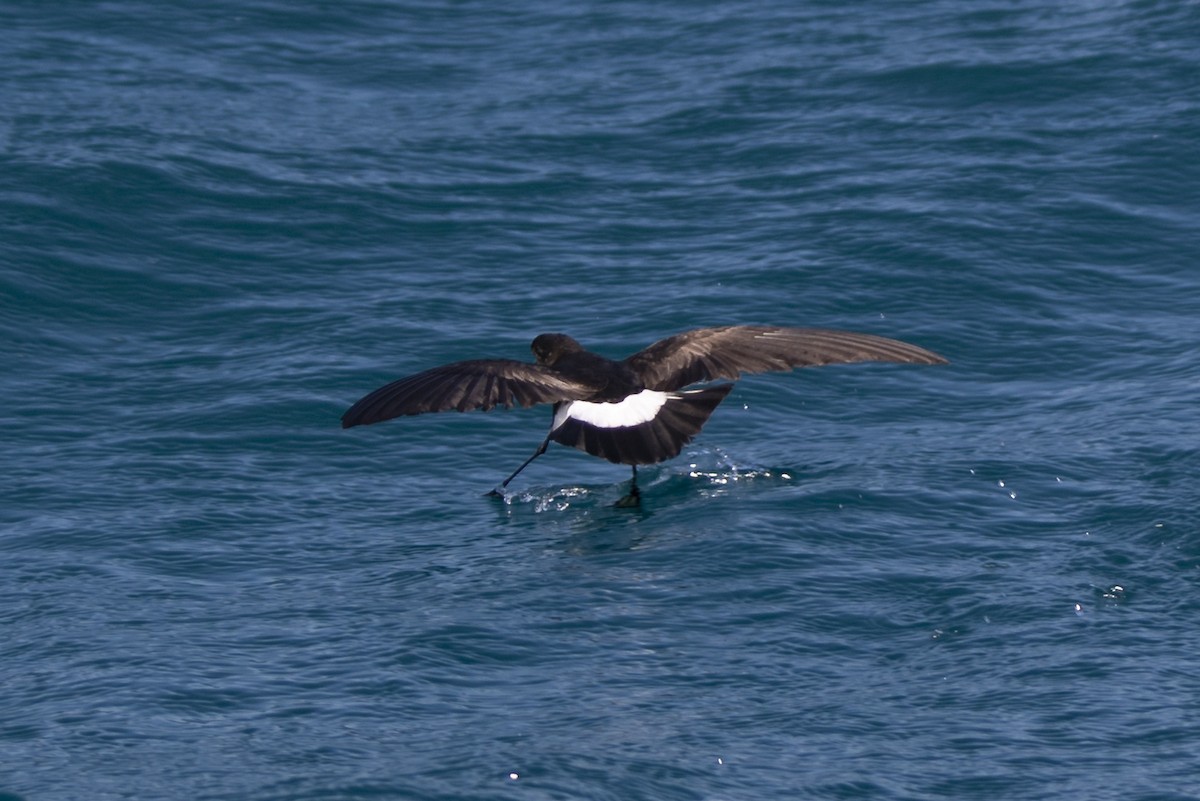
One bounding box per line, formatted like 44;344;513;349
614;486;641;508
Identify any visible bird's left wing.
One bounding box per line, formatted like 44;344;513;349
342;359;592;428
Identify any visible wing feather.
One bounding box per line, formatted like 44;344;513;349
624;326;948;391
342;359;591;428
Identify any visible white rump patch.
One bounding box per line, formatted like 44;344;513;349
553;389;671;431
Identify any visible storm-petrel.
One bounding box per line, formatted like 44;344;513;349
342;325;947;504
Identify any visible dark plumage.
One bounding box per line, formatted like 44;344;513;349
342;325;948;502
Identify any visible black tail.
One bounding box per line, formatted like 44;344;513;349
550;384;734;466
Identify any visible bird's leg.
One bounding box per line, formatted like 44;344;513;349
486;436;550;497
615;464;641;508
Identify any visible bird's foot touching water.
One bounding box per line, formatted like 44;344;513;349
613;465;641;507
613;486;641;508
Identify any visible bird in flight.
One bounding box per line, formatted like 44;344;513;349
342;325;947;505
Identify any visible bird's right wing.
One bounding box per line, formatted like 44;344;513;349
342;359;592;428
624;326;948;391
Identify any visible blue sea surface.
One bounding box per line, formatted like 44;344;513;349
3;2;1199;799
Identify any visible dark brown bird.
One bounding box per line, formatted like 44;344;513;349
342;325;947;504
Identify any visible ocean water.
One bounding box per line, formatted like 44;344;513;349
3;1;1198;799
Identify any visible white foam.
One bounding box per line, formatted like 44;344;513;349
552;389;670;430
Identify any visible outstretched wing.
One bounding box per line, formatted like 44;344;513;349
342;359;592;428
624;326;948;391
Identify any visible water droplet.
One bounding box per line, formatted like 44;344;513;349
1102;585;1126;601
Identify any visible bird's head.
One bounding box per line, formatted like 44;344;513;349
531;333;583;366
